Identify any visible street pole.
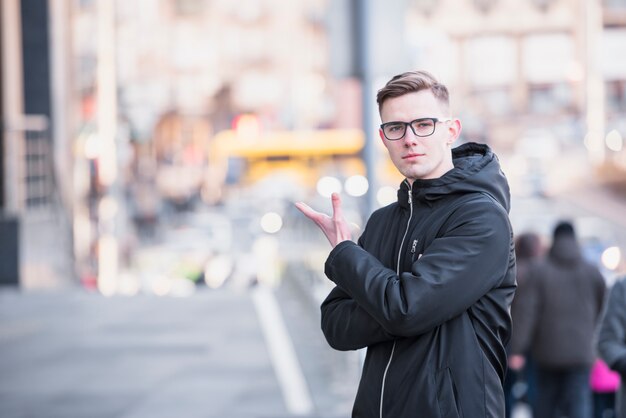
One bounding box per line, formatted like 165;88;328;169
1;0;25;214
584;0;605;166
96;0;119;295
356;0;377;218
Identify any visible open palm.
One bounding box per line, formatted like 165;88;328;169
295;193;352;248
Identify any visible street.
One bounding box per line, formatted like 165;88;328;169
0;277;359;418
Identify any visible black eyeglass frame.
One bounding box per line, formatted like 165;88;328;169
379;117;451;141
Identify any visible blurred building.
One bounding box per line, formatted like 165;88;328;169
402;0;626;176
71;1;626;173
70;0;333;290
1;0;74;288
72;0;331;183
3;0;625;289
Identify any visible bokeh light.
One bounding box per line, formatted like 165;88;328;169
602;246;622;271
260;212;283;234
376;186;397;206
606;129;623;152
345;175;369;197
316;176;342;198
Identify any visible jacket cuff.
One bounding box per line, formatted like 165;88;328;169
324;240;356;283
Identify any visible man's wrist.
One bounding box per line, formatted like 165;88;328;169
325;241;356;281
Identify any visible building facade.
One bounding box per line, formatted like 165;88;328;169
1;0;74;288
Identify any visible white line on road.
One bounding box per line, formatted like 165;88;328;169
252;286;314;416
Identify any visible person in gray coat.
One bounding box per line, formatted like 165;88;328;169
510;220;606;418
598;275;626;418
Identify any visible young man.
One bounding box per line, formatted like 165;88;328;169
296;70;516;417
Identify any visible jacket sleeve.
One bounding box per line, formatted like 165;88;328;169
598;279;626;375
320;286;396;351
324;200;512;337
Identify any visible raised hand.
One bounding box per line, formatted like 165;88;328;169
295;193;352;248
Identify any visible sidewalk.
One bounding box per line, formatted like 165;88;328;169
559;180;626;230
0;287;292;418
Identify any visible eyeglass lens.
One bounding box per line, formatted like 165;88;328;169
383;119;436;140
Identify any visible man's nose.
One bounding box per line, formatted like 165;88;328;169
403;126;418;145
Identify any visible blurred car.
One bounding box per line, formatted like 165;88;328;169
133;212;234;294
180;211;233;253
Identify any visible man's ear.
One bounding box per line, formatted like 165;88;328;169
379;128;388;148
447;119;462;145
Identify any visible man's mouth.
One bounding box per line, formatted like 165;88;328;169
402;153;423;159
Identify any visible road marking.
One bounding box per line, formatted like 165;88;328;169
252;286;314;415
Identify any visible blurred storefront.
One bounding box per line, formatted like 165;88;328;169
1;0;74;288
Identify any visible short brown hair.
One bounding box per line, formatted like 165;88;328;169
376;70;450;113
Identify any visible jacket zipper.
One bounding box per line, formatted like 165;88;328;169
410;239;419;261
380;180;413;418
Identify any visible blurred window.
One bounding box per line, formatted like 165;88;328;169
77;56;97;91
407;28;459;84
522;33;575;84
465;36;516;87
226;157;247;185
77;0;96;11
472;0;498;13
414;0;441;16
528;83;573;115
174;0;205;16
604;0;626;10
606;81;626;113
471;88;514;117
602;29;626;80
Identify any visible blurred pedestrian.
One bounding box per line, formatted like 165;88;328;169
597;275;626;418
296;70;516;417
511;220;606;418
506;231;543;417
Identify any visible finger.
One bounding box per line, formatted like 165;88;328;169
294;201;313;216
331;193;343;220
295;202;323;222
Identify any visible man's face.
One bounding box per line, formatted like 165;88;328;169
379;90;461;184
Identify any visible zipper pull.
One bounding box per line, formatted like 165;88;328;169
411;239;418;254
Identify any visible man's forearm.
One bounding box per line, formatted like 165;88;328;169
321;286;395;351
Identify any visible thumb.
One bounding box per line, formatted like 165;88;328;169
295;201;314;217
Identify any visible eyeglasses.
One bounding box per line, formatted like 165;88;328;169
380;117;451;141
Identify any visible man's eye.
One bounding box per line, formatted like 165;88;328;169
388;124;403;132
416;122;433;129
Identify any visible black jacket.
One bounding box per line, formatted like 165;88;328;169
511;234;606;368
321;143;516;418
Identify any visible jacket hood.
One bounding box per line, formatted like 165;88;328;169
398;142;511;212
549;235;582;265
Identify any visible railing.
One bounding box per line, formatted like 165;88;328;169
22;115;54;211
3;114;55;214
2;114;75;287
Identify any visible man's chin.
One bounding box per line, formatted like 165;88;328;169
401;168;426;181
